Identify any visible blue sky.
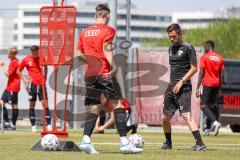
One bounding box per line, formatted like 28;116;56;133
0;0;240;12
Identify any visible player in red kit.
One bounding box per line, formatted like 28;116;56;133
0;48;20;130
196;40;224;136
77;4;142;154
18;45;52;133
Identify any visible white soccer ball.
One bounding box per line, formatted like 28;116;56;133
41;134;59;151
129;134;145;149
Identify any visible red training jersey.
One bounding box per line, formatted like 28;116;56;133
6;58;21;92
77;24;116;78
200;52;224;87
19;54;46;85
104;98;131;113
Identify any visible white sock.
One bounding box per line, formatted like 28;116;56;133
83;135;91;143
10;123;15;128
213;121;218;126
120;136;129;146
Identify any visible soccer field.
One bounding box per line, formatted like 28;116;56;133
0;130;240;160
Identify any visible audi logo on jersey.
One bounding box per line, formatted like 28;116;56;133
85;30;101;37
209;55;220;62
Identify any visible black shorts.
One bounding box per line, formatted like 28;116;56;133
28;83;48;102
163;84;192;117
200;86;219;105
1;90;18;104
84;76;122;106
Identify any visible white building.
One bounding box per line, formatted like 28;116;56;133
172;11;228;29
0;18;14;50
9;2;229;49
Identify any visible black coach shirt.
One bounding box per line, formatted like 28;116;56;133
168;42;197;86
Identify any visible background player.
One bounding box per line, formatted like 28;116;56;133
77;4;142;154
0;48;20;130
196;40;223;136
162;23;206;151
18;45;52;133
95;97;133;133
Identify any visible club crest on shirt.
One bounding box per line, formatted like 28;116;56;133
177;50;183;57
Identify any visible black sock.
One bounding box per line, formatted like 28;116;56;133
45;107;51;125
206;118;211;129
99;110;106;126
29;108;36;126
83;113;98;137
192;130;204;145
3;106;9;123
12;109;19;126
201;107;216;123
213;106;220;121
210;107;216;119
164;132;172;144
114;108;127;137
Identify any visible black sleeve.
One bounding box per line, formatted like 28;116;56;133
187;44;197;64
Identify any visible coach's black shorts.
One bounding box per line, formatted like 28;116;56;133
200;86;219;105
163;84;192;117
1;90;18;104
28;83;48;102
84;76;122;106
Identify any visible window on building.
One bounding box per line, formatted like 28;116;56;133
23;34;39;39
24;23;39;28
76;23;91;29
77;12;95;17
178;18;224;23
131;15;155;21
156;16;172;22
117;14;127;19
118;25;161;32
13;34;18;41
24;11;39;16
23;46;31;49
14;24;18;30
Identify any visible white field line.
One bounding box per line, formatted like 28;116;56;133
88;142;240;150
91;142;240;146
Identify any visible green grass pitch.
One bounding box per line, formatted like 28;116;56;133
0;130;240;160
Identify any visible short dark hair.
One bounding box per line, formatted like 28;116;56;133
30;45;39;52
10;47;18;55
205;40;215;49
166;23;182;34
96;4;110;18
96;4;110;12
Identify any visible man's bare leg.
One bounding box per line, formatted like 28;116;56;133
41;100;52;130
162;114;172;149
182;112;206;151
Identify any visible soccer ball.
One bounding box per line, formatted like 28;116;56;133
41;134;59;151
129;134;144;149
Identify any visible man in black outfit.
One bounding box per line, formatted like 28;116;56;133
162;23;206;151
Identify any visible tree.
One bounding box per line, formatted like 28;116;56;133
142;19;240;59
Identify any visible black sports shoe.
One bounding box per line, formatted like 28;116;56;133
191;144;207;151
161;142;172;150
